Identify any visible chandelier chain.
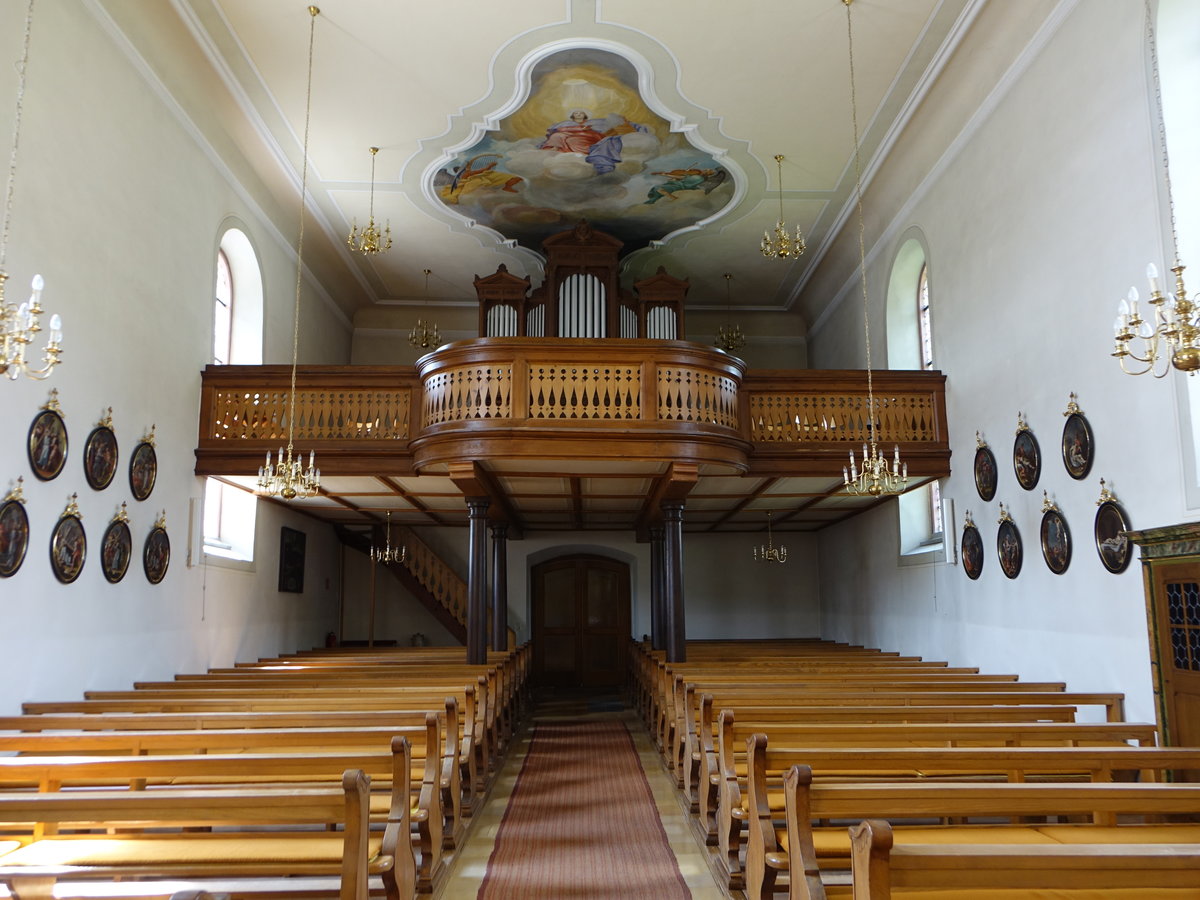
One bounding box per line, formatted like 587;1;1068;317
845;0;874;425
287;6;318;449
1145;0;1179;266
368;147;377;222
776;155;786;224
840;0;906;497
0;0;35;273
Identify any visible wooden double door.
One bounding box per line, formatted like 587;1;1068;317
532;555;630;688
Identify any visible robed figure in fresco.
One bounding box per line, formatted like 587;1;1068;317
540;109;648;174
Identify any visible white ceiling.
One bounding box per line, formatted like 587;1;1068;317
166;0;977;325
167;0;970;535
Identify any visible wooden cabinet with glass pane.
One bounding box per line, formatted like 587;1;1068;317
1128;523;1200;757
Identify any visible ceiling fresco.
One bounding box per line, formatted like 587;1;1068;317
430;48;734;256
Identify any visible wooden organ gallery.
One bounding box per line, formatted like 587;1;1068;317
194;222;951;670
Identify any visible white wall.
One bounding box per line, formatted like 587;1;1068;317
810;0;1181;724
337;527;821;651
341;550;460;647
0;2;350;714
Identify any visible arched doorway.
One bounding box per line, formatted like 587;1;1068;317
531;554;630;688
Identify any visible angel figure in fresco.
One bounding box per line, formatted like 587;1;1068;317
645;166;726;204
437;154;523;205
539;109;648;174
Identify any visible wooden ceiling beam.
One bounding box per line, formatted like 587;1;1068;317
635;462;699;540
376;475;446;527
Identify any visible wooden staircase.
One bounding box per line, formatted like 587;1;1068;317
336;525;513;648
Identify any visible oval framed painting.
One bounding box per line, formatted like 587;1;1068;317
1095;497;1132;574
1013;416;1041;492
0;489;30;578
83;419;119;491
50;502;86;584
28;406;68;482
143;520;170;585
1040;506;1072;575
1062;410;1094;481
997;510;1022;580
129;438;157;502
974;443;997;502
962;516;984;580
100;515;132;584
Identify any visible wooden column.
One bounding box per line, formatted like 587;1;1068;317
490;523;509;652
661;500;686;662
649;525;665;651
466;497;490;664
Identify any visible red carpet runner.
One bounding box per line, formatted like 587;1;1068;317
478;719;692;899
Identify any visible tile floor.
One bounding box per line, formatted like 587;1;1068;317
433;698;730;899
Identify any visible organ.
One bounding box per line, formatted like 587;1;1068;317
474;221;688;341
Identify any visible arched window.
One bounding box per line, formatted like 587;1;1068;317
915;262;942;535
886;233;945;560
203;226;263;563
213;249;233;365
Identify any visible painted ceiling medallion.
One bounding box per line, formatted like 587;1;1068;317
431;48;733;256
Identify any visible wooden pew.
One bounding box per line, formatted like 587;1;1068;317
648;665;1007;748
228;648;527;745
709;714;1159;889
162;668;511;760
675;683;1124;804
0;741;418;900
51;678;496;796
0;769;390;900
763;765;1200;900
743;742;1200;899
651;669;1028;756
0;717;450;886
0;744;427;897
18;690;485;818
844;819;1200;900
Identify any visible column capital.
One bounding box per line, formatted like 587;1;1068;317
660;499;685;519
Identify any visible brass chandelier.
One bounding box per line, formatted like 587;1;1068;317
1111;0;1200;377
760;155;806;259
409;268;441;350
0;0;62;382
369;509;406;564
753;510;787;563
258;5;321;501
715;273;745;353
347;147;392;255
840;0;907;498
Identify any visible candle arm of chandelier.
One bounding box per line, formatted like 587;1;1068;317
843;441;908;497
0;274;63;381
257;444;320;500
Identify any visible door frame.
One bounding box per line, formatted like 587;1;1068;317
530;553;631;688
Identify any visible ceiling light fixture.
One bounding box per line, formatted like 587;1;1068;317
0;0;62;382
1111;0;1199;377
715;272;745;353
369;509;406;564
760;155;806;260
258;5;321;501
753;510;787;563
840;0;907;498
409;268;441;351
347;146;392;255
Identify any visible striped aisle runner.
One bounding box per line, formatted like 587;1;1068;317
478;719;692;899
